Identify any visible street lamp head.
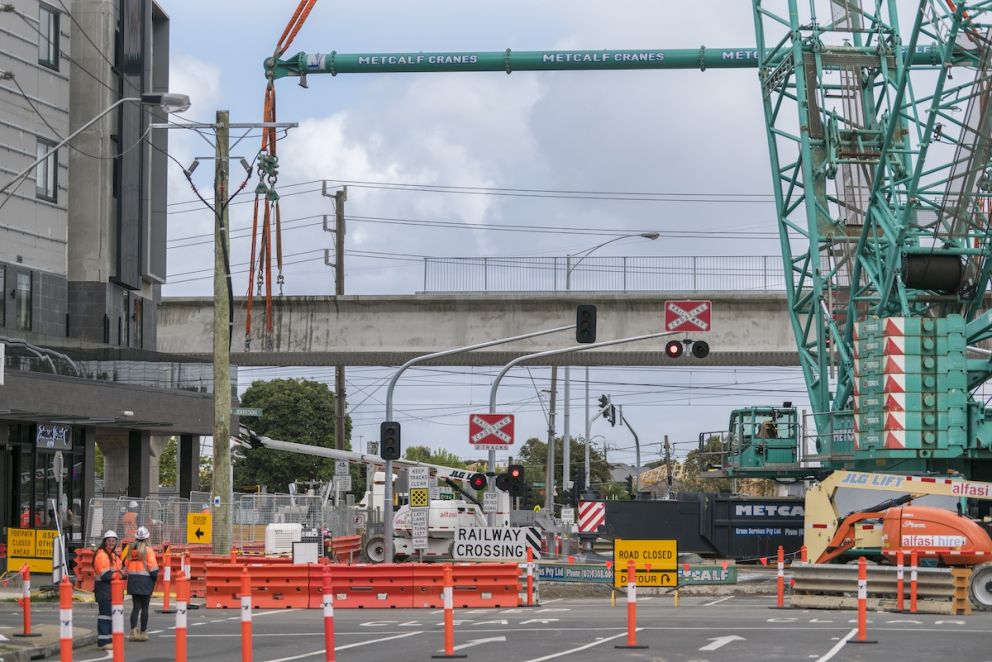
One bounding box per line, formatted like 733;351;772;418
640;232;661;240
140;92;191;113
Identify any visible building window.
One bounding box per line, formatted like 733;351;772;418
15;272;32;331
35;139;57;202
38;5;59;70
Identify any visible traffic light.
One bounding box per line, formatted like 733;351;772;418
691;340;710;359
576;304;597;343
507;464;525;497
624;475;634;497
380;421;401;460
598;395;617;426
598;394;609;410
468;473;487;490
665;340;684;358
608;405;617;427
570;472;586;505
495;472;510;491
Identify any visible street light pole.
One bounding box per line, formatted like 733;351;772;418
382;324;575;562
562;232;658;507
0;93;191;208
489;328;678;511
618;406;643;496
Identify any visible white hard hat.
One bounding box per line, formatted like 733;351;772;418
135;527;150;541
103;530;118;540
129;500;138;509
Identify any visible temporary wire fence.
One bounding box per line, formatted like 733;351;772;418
84;493;359;548
422;256;787;293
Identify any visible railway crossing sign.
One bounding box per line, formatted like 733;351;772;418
469;413;515;450
613;538;678;588
664;300;712;333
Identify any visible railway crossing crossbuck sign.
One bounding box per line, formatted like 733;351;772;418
469;413;515;450
664;300;712;333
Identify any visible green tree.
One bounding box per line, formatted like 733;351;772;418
404;446;466;469
233;379;353;493
159;437;177;488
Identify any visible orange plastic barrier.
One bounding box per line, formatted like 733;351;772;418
206;562;311;609
73;548;96;592
313;563;415;609
330;536;361;564
412;563;520;609
202;560;523;610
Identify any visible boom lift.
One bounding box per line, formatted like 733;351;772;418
236;427;511;561
805;470;992;608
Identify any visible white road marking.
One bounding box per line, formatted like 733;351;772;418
815;627;857;662
440;635;507;652
261;631;421;662
540;598;564;604
699;634;745;651
703;596;733;606
521;630;635;662
71;652;112;662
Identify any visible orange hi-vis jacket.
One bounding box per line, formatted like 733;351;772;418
126;545;159;596
94;547;122;583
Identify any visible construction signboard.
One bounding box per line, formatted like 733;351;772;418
613;538;678;588
6;528;59;573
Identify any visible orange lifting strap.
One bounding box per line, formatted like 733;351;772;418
245;0;317;348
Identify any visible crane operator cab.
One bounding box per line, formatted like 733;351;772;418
727;405;799;469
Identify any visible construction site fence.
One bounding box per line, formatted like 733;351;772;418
791;562;972;615
84;495;360;548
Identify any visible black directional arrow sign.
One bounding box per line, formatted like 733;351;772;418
195;528;204;540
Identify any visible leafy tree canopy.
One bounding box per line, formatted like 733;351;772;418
233;379;353;493
404;446;466;469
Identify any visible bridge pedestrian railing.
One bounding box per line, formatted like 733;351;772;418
421;255;787;293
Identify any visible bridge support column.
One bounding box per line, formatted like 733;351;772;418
179;434;200;498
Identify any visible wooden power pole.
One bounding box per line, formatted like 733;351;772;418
334;188;347;450
212;110;232;554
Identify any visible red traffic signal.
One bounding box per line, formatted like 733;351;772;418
665;340;684;358
468;473;487;490
509;466;522;479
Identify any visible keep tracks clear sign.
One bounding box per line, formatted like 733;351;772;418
454;526;532;562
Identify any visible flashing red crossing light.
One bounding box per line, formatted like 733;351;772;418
665;340;684;358
468;473;487;490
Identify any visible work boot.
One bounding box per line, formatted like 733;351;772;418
98;643;113;651
130;627;140;641
137;630;150;641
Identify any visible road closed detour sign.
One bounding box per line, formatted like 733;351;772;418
613;538;678;588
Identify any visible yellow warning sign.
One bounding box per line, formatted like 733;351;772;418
7;529;36;557
613;538;678;588
7;528;58;573
187;512;212;544
409;487;429;508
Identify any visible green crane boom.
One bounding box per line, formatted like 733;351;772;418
267;45;947;80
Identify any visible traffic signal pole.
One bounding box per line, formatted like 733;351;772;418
489;330;679;514
382;324;575;563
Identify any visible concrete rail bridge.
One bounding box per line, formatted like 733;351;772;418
158;292;797;367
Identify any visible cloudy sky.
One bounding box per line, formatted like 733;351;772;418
160;1;824;471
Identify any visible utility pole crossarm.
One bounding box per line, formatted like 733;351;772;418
268;46;946;79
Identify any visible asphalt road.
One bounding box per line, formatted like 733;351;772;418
3;595;990;662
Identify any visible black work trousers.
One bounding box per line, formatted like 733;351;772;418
130;594;151;631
